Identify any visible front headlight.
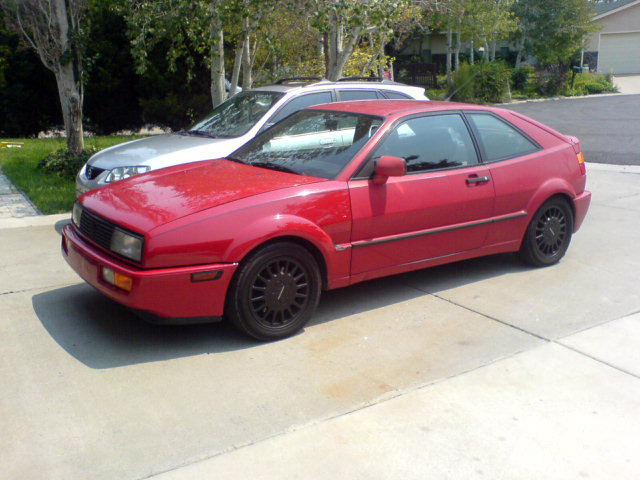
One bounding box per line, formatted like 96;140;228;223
110;228;144;262
72;202;83;228
105;166;150;183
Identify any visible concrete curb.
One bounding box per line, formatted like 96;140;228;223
0;213;70;230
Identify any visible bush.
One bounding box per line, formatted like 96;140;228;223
37;147;99;180
512;65;534;91
584;82;605;94
449;61;512;103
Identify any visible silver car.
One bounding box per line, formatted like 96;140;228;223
76;77;428;195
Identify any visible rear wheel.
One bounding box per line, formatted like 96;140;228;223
518;197;574;267
227;242;321;341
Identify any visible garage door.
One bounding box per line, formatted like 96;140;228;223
599;32;640;74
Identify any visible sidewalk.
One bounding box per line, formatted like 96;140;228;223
0;167;39;218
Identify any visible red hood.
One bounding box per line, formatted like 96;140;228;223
80;159;323;233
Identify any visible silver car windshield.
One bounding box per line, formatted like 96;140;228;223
230;110;383;180
188;91;284;138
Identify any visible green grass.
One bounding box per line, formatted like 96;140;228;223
0;136;139;214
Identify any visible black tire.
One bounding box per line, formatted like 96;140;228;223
227;242;322;341
518;197;574;267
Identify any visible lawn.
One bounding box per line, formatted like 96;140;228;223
0;136;139;214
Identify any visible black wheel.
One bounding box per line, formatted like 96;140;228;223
518;197;574;267
227;242;322;341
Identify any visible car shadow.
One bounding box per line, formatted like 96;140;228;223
33;252;530;370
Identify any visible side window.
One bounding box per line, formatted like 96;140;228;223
268;91;333;125
381;91;411;100
372;114;478;173
338;90;380;101
467;113;539;162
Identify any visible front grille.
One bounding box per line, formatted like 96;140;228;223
86;165;105;180
78;208;116;250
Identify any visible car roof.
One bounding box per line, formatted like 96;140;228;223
306;100;493;118
251;78;424;95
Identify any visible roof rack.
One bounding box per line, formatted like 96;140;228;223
337;76;385;82
274;77;326;85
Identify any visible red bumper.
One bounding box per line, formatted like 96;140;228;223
61;225;238;321
573;190;591;232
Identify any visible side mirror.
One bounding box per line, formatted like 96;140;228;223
373;155;406;184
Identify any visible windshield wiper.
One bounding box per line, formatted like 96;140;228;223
250;161;300;175
179;129;216;138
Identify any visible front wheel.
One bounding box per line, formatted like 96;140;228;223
227;242;322;341
518;197;574;267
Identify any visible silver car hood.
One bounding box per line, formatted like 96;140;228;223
87;134;247;170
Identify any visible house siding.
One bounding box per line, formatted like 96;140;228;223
587;3;640;51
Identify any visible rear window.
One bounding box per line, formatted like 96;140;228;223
467;113;539;162
381;91;411;100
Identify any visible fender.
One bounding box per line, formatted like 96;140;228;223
525;177;577;220
224;214;351;288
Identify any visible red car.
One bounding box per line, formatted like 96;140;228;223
62;100;591;340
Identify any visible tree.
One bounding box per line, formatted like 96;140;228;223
1;0;87;155
300;0;412;81
123;0;274;107
513;0;596;91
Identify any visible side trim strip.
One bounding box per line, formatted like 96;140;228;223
342;211;527;249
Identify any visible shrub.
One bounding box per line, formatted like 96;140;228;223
449;61;512;103
37;147;99;180
449;63;476;102
512;65;534;91
584;82;605;94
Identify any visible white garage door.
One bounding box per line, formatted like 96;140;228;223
599;32;640;74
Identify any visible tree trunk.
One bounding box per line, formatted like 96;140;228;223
54;64;84;156
515;37;525;68
326;13;361;81
470;40;475;65
209;11;226;107
230;41;243;96
446;28;453;87
241;20;252;89
454;32;461;71
27;0;85;155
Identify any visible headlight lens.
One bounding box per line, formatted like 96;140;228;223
72;202;83;228
110;228;144;262
105;166;150;183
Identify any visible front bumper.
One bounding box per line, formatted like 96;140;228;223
62;224;238;322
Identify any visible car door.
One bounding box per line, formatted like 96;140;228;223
464;112;544;247
348;113;495;278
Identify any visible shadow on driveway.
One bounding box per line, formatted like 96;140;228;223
33;252;529;370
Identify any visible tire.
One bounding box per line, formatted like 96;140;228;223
227;242;322;341
518;197;574;267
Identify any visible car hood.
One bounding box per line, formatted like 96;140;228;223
80;159;324;233
88;134;247;170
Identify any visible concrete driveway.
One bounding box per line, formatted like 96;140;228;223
614;74;640;94
2;163;639;479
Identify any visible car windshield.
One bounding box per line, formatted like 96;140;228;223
188;91;284;138
231;109;384;179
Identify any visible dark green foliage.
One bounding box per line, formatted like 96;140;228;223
37;147;99;179
512;65;534;91
0;15;60;137
449;61;512;103
584;82;605;94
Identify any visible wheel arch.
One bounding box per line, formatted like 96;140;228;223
237;235;330;290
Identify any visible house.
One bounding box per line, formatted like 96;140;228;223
586;0;640;74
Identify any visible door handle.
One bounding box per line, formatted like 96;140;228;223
466;175;491;185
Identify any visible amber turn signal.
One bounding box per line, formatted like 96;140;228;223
102;267;133;292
